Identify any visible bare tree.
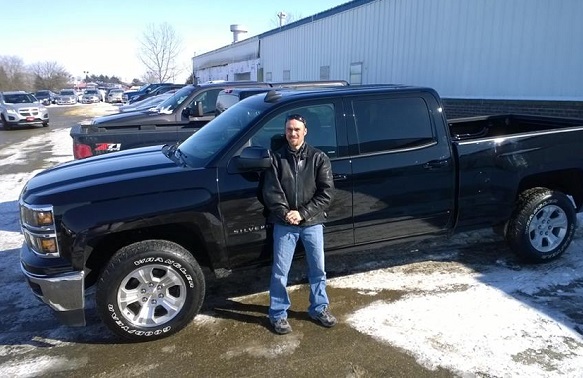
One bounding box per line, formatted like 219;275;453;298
0;55;28;91
140;70;158;84
137;23;183;83
29;61;70;91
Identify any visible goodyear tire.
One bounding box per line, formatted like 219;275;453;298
96;240;205;342
507;188;576;262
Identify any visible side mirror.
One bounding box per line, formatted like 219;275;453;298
235;146;271;170
188;101;204;117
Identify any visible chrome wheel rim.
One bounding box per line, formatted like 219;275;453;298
528;204;568;253
117;264;186;328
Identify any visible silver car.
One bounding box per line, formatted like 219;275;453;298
56;89;78;105
81;89;101;104
107;88;124;103
0;91;49;129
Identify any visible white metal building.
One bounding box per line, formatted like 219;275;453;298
193;0;583;104
193;37;260;83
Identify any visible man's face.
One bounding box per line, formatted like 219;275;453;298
285;119;307;150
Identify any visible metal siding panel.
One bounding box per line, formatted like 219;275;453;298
254;0;583;99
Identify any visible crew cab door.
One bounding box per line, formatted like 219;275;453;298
344;92;455;244
217;99;353;268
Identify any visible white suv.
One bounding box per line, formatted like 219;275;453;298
0;91;49;130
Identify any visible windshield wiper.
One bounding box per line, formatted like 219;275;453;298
161;143;177;159
162;144;188;167
175;147;189;167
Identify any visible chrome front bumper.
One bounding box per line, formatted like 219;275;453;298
21;263;86;326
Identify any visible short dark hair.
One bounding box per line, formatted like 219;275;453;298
285;113;307;127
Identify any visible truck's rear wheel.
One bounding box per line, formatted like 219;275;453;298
507;188;576;262
96;240;205;341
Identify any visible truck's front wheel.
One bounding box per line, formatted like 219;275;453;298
507;188;576;262
96;240;205;342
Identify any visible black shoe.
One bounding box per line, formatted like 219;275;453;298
311;306;337;327
271;318;292;334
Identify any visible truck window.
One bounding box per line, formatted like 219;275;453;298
250;104;338;158
186;89;221;115
352;97;434;154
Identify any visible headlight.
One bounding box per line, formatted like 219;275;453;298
40;106;47;111
20;203;60;257
6;108;17;114
20;206;54;227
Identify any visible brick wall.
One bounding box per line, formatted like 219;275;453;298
442;99;583;119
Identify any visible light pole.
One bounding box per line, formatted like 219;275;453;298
83;71;90;84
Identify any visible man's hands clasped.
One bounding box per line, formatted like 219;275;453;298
285;210;302;225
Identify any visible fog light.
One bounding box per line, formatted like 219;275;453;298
40;238;57;254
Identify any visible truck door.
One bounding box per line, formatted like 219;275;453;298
345;93;455;244
217;99;353;268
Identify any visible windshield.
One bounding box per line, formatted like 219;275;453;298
157;86;195;114
177;99;270;167
60;90;75;96
4;93;37;104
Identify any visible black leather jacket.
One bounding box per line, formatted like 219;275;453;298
261;143;334;226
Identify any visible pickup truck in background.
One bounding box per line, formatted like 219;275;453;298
20;85;583;341
70;80;349;159
122;83;174;104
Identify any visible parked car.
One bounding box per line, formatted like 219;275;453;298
122;83;174;103
34;90;56;106
127;84;184;104
20;84;583;341
81;89;101;104
0;91;49;129
215;87;273;115
106;88;124;103
56;89;78;105
118;90;178;113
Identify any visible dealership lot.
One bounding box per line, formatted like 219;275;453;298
0;105;582;377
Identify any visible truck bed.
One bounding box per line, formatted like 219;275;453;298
450;114;583;231
449;114;583;141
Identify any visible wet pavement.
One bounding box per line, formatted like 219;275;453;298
1;104;583;377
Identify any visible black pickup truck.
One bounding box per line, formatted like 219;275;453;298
70;80;348;159
20;85;583;341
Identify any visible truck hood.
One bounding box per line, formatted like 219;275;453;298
92;109;161;125
20;145;205;206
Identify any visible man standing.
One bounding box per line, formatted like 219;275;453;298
261;113;337;335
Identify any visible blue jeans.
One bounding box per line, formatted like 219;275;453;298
269;223;329;322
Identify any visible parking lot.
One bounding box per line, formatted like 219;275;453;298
1;104;583;377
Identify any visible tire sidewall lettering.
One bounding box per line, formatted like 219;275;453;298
107;301;172;336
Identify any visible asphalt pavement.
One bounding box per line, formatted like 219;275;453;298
1;103;582;377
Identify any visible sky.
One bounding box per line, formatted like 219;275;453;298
1;104;583;376
1;0;349;83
